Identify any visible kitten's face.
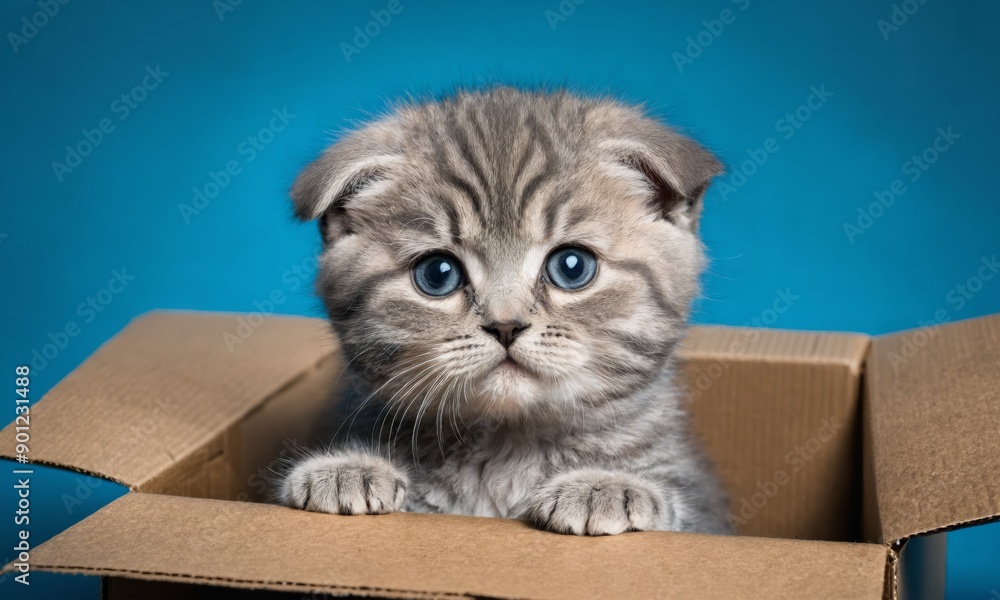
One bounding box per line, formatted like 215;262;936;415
293;89;720;424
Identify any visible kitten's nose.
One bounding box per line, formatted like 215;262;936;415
482;320;530;349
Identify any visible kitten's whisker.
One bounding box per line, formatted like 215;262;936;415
365;351;446;453
382;367;437;457
406;362;451;466
385;357;448;459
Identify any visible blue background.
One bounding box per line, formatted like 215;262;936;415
1;0;998;597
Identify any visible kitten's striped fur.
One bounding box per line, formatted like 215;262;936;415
280;87;732;535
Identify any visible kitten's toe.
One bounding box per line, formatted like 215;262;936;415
529;469;671;535
280;451;407;515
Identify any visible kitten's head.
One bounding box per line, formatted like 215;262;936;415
292;87;720;425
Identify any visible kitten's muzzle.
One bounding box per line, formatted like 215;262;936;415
482;320;530;349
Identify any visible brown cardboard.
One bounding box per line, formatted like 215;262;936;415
2;310;997;599
0;311;335;493
236;351;346;501
864;313;1000;544
31;493;890;600
679;326;869;540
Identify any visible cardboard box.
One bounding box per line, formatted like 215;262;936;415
2;310;998;599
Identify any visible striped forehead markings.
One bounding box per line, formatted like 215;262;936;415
427;105;570;230
445;108;493;209
428;124;486;220
515;115;559;224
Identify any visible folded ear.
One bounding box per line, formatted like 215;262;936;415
599;118;722;231
291;123;403;245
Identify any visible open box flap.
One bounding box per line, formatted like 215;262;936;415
0;311;335;491
864;313;1000;545
678;325;870;541
680;325;870;369
4;493;890;600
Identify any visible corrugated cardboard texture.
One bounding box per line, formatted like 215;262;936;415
238;353;346;501
27;493;889;600
0;310;872;541
0;311;334;491
865;313;1000;544
140;424;241;500
678;327;869;541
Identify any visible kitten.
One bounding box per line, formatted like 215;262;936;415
279;87;732;536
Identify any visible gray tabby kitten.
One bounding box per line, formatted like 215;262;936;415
279;87;732;535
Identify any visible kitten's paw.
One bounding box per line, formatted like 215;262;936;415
280;451;407;515
528;469;675;535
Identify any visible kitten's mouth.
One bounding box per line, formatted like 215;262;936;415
494;357;533;377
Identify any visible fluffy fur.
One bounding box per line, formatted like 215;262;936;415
279;87;732;535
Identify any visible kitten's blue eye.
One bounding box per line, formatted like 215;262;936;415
545;247;597;290
413;253;464;297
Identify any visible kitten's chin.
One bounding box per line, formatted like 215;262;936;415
470;364;546;420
